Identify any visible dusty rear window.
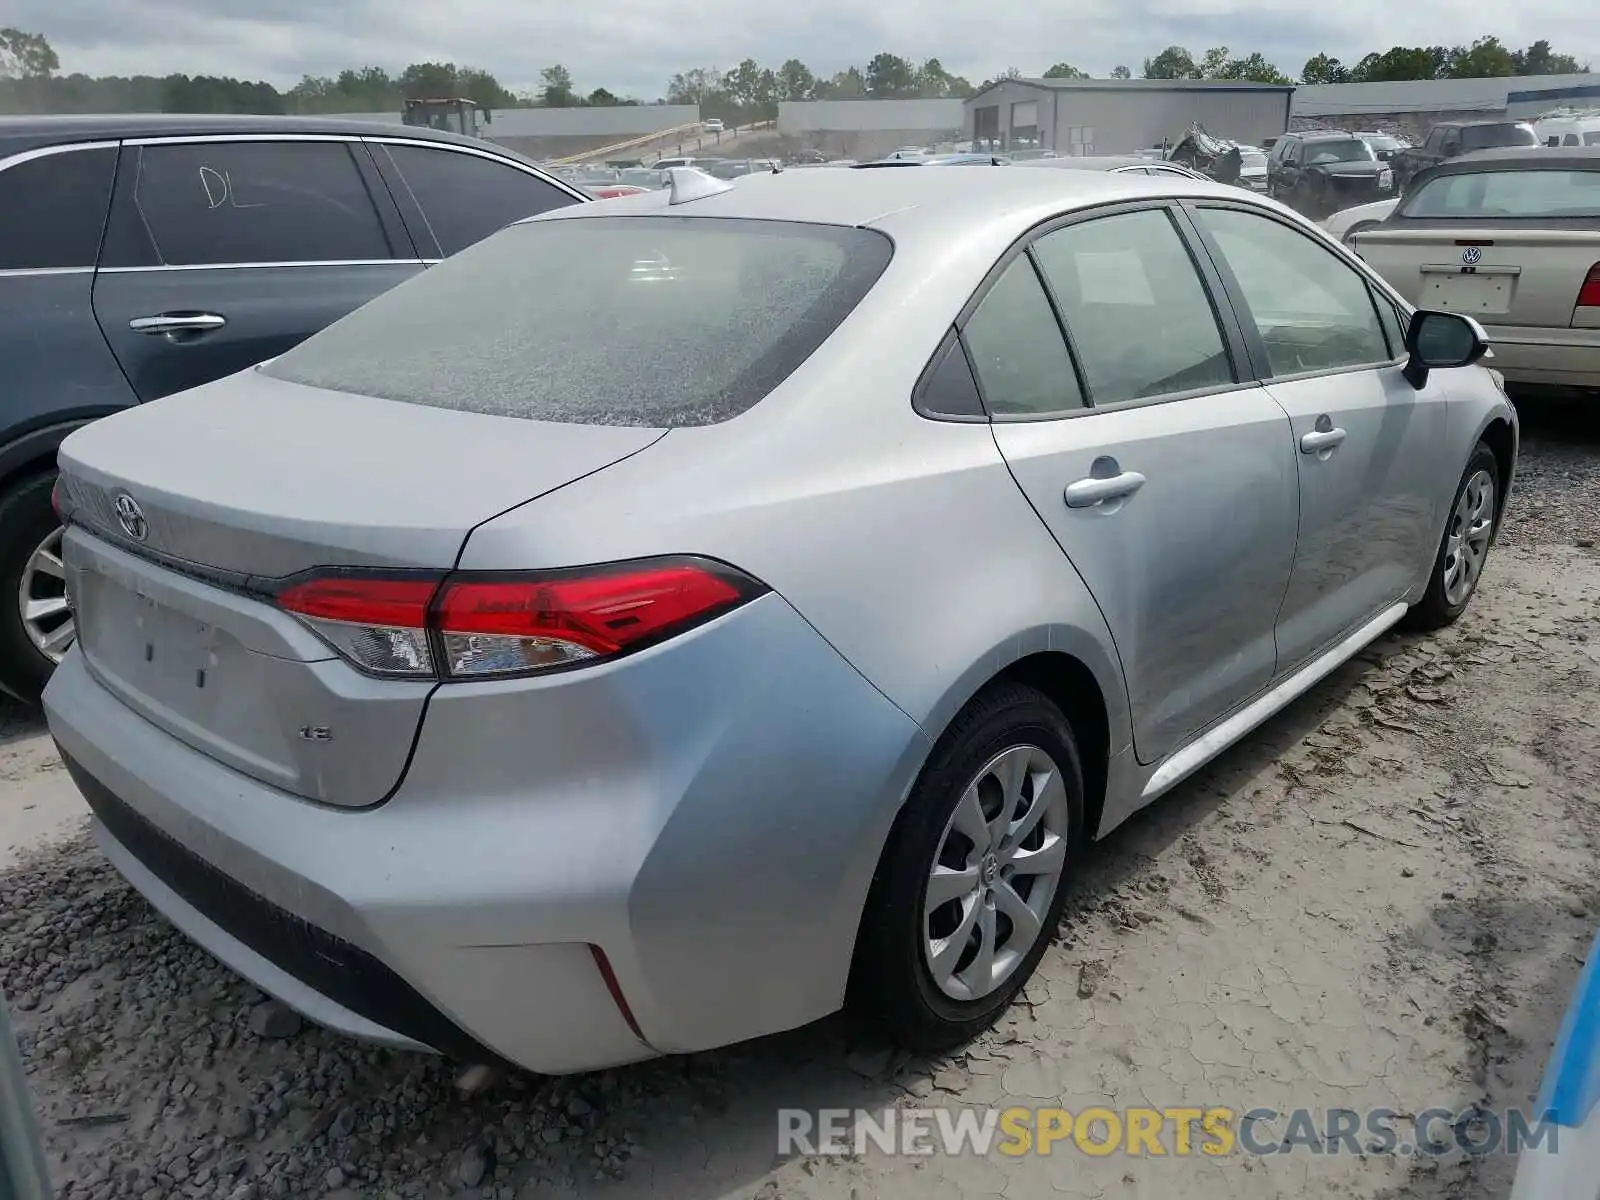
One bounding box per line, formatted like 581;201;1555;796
1401;169;1600;219
264;215;892;426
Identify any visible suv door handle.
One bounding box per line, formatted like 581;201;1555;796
129;313;228;338
1064;470;1147;509
1300;427;1348;454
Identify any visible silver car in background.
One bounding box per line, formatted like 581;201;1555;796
44;167;1516;1073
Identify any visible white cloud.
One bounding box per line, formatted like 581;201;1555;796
8;0;1598;98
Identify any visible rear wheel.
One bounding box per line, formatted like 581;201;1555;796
0;471;72;704
1404;442;1500;632
850;683;1083;1052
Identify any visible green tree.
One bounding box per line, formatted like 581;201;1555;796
587;87;618;105
1110;65;1132;79
1042;62;1088;79
1349;46;1449;81
1300;53;1349;84
1512;40;1587;75
777;58;816;101
916;57;972;97
1444;36;1516;78
0;27;57;78
865;52;917;97
824;65;868;99
1213;52;1292;84
723;57;765;108
665;67;722;105
399;61;461;98
539;64;577;106
1143;46;1199;79
457;67;516;110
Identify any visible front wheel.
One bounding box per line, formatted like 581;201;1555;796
1404;443;1500;631
0;471;74;704
850;682;1084;1052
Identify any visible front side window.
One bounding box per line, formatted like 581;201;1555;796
1461;124;1538;151
1195;206;1389;376
1401;169;1600;219
377;144;578;257
122;141;395;266
265;216;891;427
0;146;116;270
960;257;1084;417
1030;208;1233;405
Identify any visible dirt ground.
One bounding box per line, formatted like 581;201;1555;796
2;401;1598;1200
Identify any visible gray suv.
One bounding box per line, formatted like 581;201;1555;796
0;114;586;703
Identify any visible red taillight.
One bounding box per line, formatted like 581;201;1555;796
50;477;64;520
592;185;647;199
1578;263;1600;308
275;558;763;680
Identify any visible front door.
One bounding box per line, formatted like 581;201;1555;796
1187;203;1449;672
973;205;1299;763
92;138;424;403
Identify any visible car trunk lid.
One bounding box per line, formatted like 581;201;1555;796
1353;225;1600;328
55;368;664;806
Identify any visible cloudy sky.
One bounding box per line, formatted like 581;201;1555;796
9;0;1598;98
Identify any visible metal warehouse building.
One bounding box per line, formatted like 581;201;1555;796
1290;73;1600;137
963;78;1295;155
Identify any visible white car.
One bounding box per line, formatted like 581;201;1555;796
703;118;724;133
1322;197;1400;247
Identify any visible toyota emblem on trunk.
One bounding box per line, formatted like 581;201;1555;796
113;493;149;542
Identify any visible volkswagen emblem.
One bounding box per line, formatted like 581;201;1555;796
1461;246;1482;265
113;492;148;542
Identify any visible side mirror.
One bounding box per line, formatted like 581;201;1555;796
1403;309;1490;388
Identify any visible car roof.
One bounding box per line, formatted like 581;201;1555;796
527;161;1230;241
1424;145;1600;174
1298;131;1364;141
1011;154;1152;170
0;112;492;159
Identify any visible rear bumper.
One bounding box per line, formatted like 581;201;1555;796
1483;326;1600;388
44;593;928;1073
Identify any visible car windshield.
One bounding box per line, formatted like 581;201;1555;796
264;216;893;427
1462;124;1539;150
1240;151;1268;168
1306;140;1375;164
1400;168;1600;218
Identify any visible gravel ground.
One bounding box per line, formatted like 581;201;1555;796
3;395;1598;1200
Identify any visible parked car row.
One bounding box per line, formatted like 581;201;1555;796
0;114;590;703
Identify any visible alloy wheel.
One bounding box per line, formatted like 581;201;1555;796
1442;468;1496;607
18;524;74;663
923;744;1070;1002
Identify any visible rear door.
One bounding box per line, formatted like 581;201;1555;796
981;203;1298;763
365;139;583;258
1187;201;1448;672
91;136;424;403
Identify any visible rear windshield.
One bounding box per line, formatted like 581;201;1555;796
1400;169;1600;218
264;216;892;426
1461;124;1539;150
1306;140;1375;164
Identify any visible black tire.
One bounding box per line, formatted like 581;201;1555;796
0;470;66;705
849;682;1084;1053
1403;442;1501;632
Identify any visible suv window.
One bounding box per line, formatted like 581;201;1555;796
1031;208;1233;405
961;256;1084;417
0;146;117;270
378;143;578;256
265;216;891;426
119;141;395;266
1195;207;1390;375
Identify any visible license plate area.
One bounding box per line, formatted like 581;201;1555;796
1421;267;1518;316
78;568;245;702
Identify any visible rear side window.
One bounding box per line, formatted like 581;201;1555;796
264;216;892;426
961;257;1084;417
1401;169;1600;219
1031;209;1233;404
1461;124;1538;151
116;141;395;266
0;146;116;270
377;144;577;256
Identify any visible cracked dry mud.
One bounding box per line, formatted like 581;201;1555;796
3;411;1598;1200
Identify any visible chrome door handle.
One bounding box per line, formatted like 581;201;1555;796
1064;470;1147;509
1299;428;1348;453
129;313;228;335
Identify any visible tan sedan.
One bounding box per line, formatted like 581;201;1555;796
1354;146;1600;389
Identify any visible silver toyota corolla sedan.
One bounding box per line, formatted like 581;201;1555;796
43;166;1517;1075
